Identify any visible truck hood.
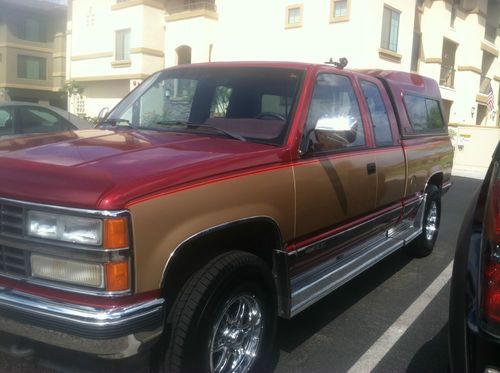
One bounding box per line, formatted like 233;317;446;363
0;129;289;209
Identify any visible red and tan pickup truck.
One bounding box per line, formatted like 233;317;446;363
0;62;453;373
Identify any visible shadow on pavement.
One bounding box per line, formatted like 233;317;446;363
406;324;449;373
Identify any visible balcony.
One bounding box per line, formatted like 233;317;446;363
167;1;216;14
165;1;217;21
440;65;455;88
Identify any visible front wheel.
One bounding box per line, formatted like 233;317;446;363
159;251;277;373
410;184;441;258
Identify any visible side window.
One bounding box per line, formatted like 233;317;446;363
360;80;393;146
403;94;445;133
305;73;365;152
19;107;75;134
0;108;14;136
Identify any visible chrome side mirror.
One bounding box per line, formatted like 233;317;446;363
314;116;358;145
97;107;110;123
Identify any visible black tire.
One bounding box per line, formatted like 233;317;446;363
410;184;441;258
159;251;277;373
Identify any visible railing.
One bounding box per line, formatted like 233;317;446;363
485;24;497;44
168;1;217;14
440;65;455;88
479;76;491;94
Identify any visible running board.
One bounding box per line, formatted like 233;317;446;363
288;196;426;318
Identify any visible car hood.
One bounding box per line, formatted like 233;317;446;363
0;129;289;209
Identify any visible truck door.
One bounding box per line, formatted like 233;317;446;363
293;71;377;245
358;77;406;209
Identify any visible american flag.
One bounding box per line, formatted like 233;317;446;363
487;83;495;112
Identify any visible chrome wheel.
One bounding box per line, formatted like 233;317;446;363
425;201;438;241
209;294;263;373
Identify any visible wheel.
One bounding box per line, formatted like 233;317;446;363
410;184;441;258
159;251;277;373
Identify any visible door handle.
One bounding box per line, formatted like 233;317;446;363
367;162;376;175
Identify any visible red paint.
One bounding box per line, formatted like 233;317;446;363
0;276;160;309
0;130;291;210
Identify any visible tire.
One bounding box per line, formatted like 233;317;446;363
159;251;277;373
410;184;441;258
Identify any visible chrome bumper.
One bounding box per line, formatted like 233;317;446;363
0;286;165;359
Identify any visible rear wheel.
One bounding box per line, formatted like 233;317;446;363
410;185;441;258
159;251;277;373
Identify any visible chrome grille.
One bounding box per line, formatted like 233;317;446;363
0;245;29;277
0;202;24;237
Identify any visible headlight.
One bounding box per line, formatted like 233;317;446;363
27;211;102;245
31;254;104;288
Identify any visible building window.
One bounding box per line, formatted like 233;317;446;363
331;0;350;22
176;45;192;65
381;6;400;52
286;5;303;28
76;96;86;115
18;18;46;42
17;55;47;80
115;29;131;61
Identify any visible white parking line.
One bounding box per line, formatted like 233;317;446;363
346;260;454;373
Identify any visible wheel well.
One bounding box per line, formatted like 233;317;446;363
426;172;443;192
160;218;282;311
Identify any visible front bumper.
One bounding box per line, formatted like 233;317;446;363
0;285;165;359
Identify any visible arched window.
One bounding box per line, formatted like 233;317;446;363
176;45;192;65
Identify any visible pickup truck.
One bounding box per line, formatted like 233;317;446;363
0;61;453;373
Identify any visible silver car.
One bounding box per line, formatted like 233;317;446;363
0;102;93;138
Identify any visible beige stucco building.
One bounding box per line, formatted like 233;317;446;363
0;0;67;108
66;0;499;127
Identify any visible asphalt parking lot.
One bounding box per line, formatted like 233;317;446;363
0;175;483;373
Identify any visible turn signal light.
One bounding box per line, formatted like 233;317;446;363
105;261;130;292
104;218;129;249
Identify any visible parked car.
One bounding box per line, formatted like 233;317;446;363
0;101;92;138
0;62;453;373
449;142;500;373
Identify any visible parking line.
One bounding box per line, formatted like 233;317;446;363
346;260;454;373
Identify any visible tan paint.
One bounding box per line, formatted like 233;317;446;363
293;152;377;238
129;167;295;292
404;139;453;197
374;149;406;208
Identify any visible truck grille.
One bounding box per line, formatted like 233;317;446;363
0;202;28;278
0;245;29;277
0;202;24;237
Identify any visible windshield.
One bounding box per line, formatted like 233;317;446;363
107;67;304;145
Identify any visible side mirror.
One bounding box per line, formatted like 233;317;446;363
314;116;358;146
97;107;109;124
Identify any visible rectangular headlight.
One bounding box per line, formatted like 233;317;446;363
31;254;104;288
28;211;102;245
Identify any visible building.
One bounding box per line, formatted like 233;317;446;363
66;0;499;127
0;0;67;108
415;0;500;126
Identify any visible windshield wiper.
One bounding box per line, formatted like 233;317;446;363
156;121;246;142
99;118;132;127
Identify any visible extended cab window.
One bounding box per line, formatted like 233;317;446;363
305;73;365;152
360;80;393;146
403;94;445;133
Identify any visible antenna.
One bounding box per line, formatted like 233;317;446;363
324;57;348;69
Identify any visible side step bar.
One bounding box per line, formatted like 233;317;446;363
287;195;426;318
